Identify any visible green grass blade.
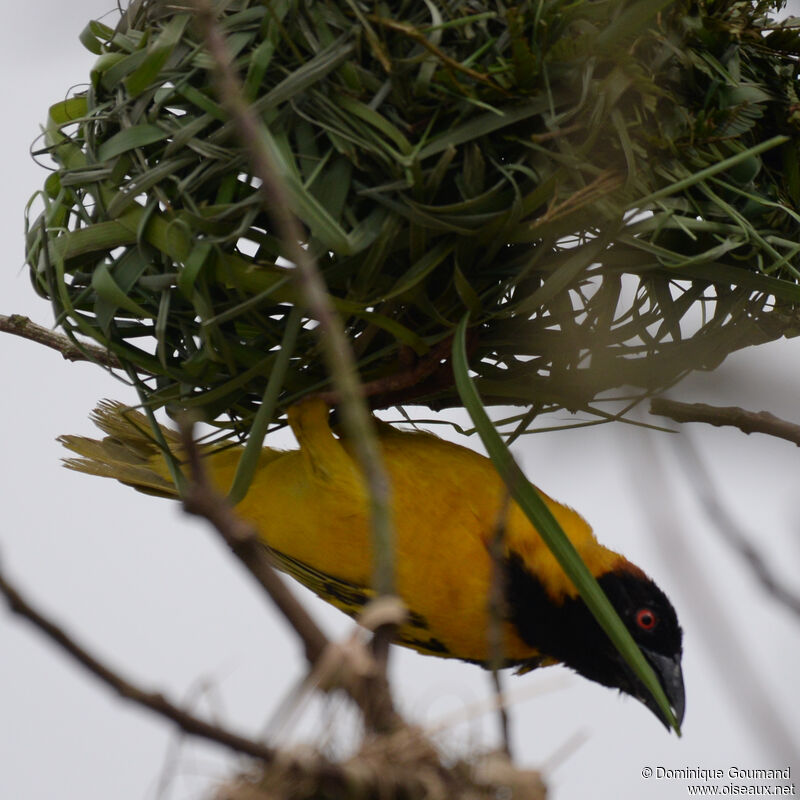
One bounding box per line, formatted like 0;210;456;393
632;136;789;208
125;14;190;96
91;261;154;321
452;315;680;734
227;306;302;505
97;124;169;162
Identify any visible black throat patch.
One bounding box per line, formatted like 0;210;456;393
502;551;682;691
503;552;614;678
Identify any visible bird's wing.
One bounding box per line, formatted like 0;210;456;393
267;546;459;659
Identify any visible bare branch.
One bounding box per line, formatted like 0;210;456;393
0;561;278;763
0;561;490;797
190;0;396;606
178;420;330;666
0;314;121;369
366;15;506;92
668;434;800;621
652;398;800;618
624;434;800;759
651;397;800;447
317;337;456;411
177;420;402;732
487;491;513;760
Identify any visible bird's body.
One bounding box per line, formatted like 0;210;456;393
61;399;684;727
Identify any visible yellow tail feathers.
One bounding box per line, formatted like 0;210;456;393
58;401;179;499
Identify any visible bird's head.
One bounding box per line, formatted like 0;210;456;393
506;553;685;729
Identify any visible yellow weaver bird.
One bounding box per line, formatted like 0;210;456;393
60;398;684;728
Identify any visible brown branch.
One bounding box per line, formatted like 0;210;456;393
487;486;512;761
624;435;800;760
177;419;402;732
191;0;396;609
650;397;800;447
0;314;122;369
0;561;278;763
529;170;623;231
365;328;481;410
487;491;513;760
316;337;455;409
0;562;460;795
367;16;508;94
178;420;329;666
529;122;584;144
667;433;800;621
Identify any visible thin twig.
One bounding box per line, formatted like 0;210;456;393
366;327;481;411
367;15;508;93
625;433;799;760
529;122;584;144
0;561;277;763
651;397;800;447
178;419;402;732
529;170;623;230
191;0;396;617
487;491;513;760
309;329;476;411
317;337;455;410
0;560;458;797
0;314;122;369
668;433;800;620
178;420;330;666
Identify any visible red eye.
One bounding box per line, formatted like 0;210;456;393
636;608;657;631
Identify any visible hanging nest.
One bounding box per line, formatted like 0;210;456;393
25;0;800;438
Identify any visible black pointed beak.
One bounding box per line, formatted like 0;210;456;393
638;650;685;732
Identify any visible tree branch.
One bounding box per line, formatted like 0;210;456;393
667;433;800;621
0;418;401;773
0;314;121;369
650;397;800;447
487;492;513;760
191;0;396;616
178;419;330;666
0;559;543;800
0;561;278;763
177;419;402;732
317;337;456;411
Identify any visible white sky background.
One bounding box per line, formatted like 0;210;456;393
1;2;799;798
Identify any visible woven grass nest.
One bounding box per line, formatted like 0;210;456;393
25;0;800;439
